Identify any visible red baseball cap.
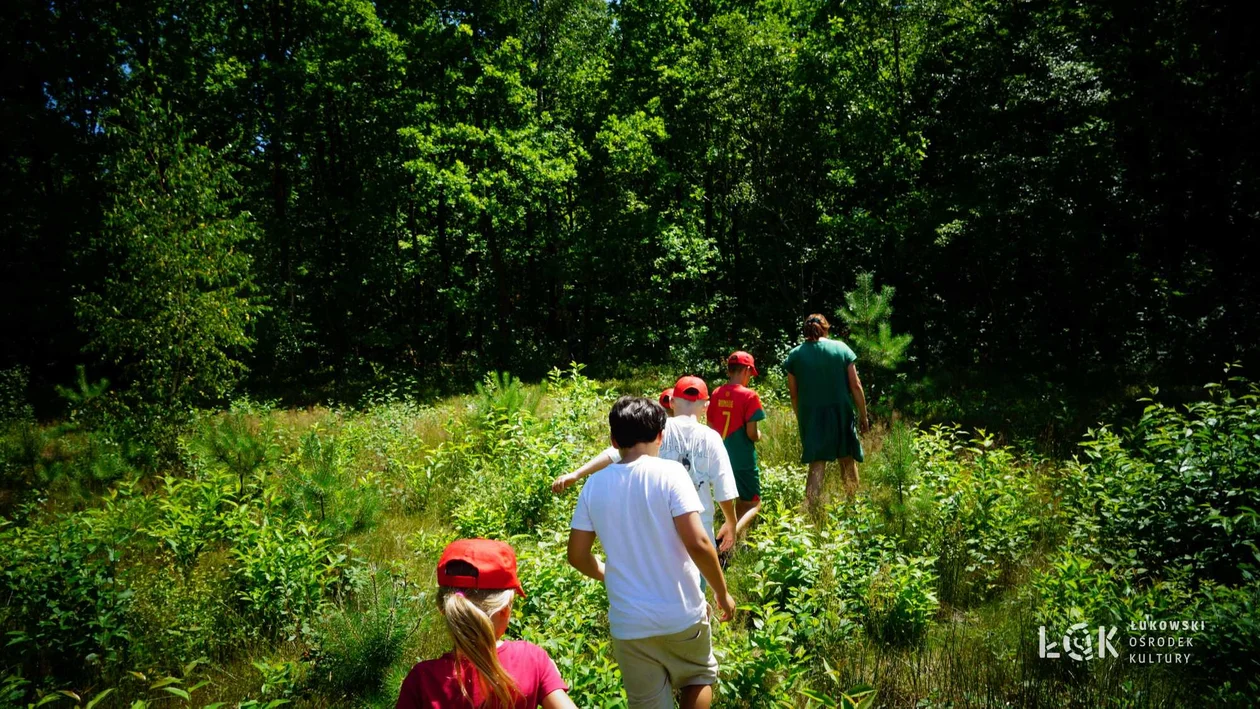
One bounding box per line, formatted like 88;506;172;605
659;387;674;409
436;539;527;598
672;375;709;401
728;350;759;376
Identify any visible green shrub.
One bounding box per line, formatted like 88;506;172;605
278;427;382;539
144;472;238;567
861;555;938;646
309;570;414;701
474;371;543;421
227;515;345;636
124;550;245;667
184;409;274;493
1062;376;1260;585
1188;582;1260;704
919;426;1041;605
0;509;136;679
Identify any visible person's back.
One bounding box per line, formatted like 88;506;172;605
575;454;706;637
785;338;855;408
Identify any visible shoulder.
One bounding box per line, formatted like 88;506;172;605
400;655;452;689
500;640;550;661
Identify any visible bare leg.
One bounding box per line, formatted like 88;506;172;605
839;457;859;499
735;499;761;535
805;461;827;515
680;684;713;709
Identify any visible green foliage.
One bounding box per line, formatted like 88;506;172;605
1060;375;1260;584
861;556;939;646
124;550;244;667
918;427;1041;605
839;273;913;372
77;98;264;416
0;508;135;678
309;569;415;701
227;516;345;637
0;367;33;424
279;427;382;539
1188;583;1260;702
4;370;1260;707
473;371;544;421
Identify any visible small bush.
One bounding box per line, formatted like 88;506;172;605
125;550;245;667
1188;582;1260;703
227;515;344;636
309;570;414;700
862;555;938;646
0;509;136;679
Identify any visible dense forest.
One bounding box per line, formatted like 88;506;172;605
3;0;1257;420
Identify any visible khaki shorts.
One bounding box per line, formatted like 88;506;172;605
611;620;718;709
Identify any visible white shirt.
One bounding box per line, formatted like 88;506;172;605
605;415;738;532
570;455;706;639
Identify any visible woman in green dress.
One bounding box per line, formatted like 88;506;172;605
783;314;869;510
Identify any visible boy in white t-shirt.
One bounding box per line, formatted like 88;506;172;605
552;376;741;552
568;396;736;709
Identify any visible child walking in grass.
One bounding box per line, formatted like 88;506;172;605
395;539;576;709
707;351;767;537
566;396;736;709
552;377;741;553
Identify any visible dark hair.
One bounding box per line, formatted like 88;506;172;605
609;395;667;448
804;313;830;340
727;363;750;376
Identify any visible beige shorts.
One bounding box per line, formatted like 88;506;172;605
611;620;718;709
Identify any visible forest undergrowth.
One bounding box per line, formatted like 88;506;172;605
2;365;1258;708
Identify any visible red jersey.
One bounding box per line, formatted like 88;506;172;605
395;640;568;709
707;384;765;440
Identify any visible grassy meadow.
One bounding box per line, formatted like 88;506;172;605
2;365;1258;708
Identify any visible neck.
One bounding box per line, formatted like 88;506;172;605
618;440;660;464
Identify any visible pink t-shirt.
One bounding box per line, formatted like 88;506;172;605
395;640;568;709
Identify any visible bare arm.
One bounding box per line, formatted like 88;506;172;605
848;363;869;433
673;512;735;621
542;690;578;709
714;497;737;552
553;449;615;493
566;529;605;582
744;419;761;442
787;373;799;415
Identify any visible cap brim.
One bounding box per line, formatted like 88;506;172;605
514;581;526;598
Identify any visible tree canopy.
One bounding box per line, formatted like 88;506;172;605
2;0;1255;409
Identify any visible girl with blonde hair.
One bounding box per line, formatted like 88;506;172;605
395;539;576;709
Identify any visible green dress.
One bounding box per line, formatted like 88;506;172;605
783;338;865;464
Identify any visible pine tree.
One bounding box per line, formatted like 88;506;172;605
839;272;913;371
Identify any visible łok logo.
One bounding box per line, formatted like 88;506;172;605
1039;624;1119;661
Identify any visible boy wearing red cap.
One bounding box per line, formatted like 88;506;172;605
567;396;735;709
396;539;576;709
707;351;767;535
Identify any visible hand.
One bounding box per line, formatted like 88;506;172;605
551;473;577;494
715;592;736;623
715;522;736;553
859;415;870;434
